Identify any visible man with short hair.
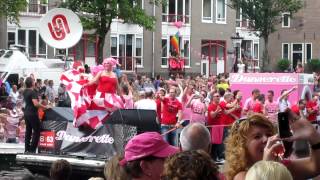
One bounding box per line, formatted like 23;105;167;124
134;90;157;110
179;123;211;153
243;89;260;115
160;87;182;146
264;90;279;124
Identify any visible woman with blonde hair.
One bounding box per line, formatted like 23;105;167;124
104;154;130;180
225;113;320;180
245;161;292;180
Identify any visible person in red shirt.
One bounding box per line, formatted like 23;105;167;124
291;99;307;118
207;92;223;162
231;90;243;120
155;88;166;123
306;94;319;122
253;94;265;114
208;93;222;126
220;93;238;126
160;87;182;146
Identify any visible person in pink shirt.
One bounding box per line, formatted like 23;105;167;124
243;89;260;116
186;90;207;124
120;84;134;109
264;90;279;124
17;119;26;144
181;83;195;120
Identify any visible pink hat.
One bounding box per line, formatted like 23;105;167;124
119;132;179;166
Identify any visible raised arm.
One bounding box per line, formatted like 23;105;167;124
84;71;102;86
279;86;297;100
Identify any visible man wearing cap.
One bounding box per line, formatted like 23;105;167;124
120;132;179;180
160;87;182;146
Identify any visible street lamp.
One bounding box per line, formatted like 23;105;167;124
231;33;243;73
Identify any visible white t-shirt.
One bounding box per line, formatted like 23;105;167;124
278;98;291;112
237;64;245;73
9;91;19;103
134;99;157;111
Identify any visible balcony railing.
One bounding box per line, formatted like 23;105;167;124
162;14;190;24
20;3;48;16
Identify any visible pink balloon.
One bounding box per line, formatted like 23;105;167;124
174;21;183;29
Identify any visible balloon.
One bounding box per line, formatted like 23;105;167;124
174;21;183;29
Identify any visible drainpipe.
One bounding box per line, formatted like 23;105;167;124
152;2;155;78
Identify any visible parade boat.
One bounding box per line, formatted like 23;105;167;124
0;47;66;89
14;107;160;178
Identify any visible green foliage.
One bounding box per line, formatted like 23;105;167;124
230;0;303;71
62;0;162;63
230;0;303;39
0;0;27;24
307;59;320;72
277;59;290;72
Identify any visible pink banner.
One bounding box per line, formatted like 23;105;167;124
229;73;314;105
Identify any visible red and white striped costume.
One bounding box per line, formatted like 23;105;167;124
60;68;124;129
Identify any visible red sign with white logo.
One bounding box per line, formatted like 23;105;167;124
39;131;55;149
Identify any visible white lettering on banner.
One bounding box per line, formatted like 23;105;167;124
230;74;297;83
55;130;114;144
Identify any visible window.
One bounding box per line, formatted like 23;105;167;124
38;34;47;56
135;38;143;67
282;43;290;60
183;40;190;67
216;0;226;23
282;13;290;28
28;30;37;57
111;37;118;57
110;34;142;71
86;36;95;57
236;7;241;27
162;0;190;24
202;0;212;22
7;32;15;48
305;43;312;62
253;43;259;60
18;29;26;46
161;39;168;67
28;0;38;13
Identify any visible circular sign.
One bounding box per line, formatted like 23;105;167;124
39;8;83;49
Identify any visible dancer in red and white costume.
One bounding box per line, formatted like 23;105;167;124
60;58;124;129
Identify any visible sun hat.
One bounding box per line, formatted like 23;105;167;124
119;132;179;166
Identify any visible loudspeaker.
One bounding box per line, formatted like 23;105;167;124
105;109;160;134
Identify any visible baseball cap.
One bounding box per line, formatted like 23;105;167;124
119;132;179;166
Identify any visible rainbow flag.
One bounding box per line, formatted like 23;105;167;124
170;32;180;56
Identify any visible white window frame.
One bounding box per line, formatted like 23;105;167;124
182;38;190;68
236;7;242;27
135;36;143;68
161;38;169;68
25;0;48;14
305;43;312;63
253;42;259;60
282;12;290;28
215;0;227;24
7;31;16;48
202;0;213;23
162;0;190;24
291;43;304;69
282;43;290;60
37;31;47;58
110;35;119;58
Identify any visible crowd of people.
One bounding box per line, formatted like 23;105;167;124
2;57;320;179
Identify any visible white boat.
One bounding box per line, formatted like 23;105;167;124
0;47;66;90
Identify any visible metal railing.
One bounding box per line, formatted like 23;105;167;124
162;14;190;24
20;3;48;16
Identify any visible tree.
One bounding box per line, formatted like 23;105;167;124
230;0;303;71
62;0;161;64
0;0;27;23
